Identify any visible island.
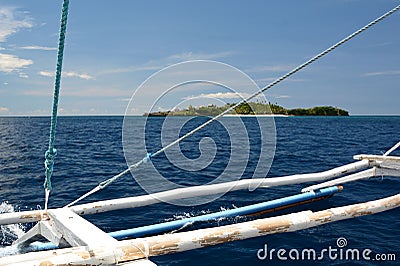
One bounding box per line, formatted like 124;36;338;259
144;102;349;116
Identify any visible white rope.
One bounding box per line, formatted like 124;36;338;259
66;4;400;207
384;141;400;156
65;156;146;207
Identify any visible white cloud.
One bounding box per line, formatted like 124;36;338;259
0;7;33;42
256;77;307;86
98;65;162;75
20;46;57;51
23;86;128;97
0;8;33;76
64;71;94;80
38;71;53;77
167;51;233;61
99;51;233;75
39;70;94;80
0;53;33;73
18;72;29;78
0;107;9;113
118;98;132;102
184;92;252;100
362;70;400;77
275;95;290;99
246;64;294;73
256;77;278;84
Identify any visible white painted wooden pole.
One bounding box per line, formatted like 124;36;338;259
70;160;372;215
0;210;47;226
1;193;399;265
0;160;372;225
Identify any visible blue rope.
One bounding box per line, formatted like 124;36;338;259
44;0;70;192
143;152;152;163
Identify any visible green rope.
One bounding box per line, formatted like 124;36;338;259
44;0;70;195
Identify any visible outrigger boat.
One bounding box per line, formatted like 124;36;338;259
0;1;399;265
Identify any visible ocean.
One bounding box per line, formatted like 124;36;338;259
0;116;399;265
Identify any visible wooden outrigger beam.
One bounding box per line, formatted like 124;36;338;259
13;208;118;248
1;193;399;266
354;154;400;162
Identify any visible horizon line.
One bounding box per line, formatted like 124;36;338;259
1;114;400;118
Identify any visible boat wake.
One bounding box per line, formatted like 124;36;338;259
163;205;248;231
0;202;26;257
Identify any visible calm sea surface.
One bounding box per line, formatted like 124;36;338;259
0;116;399;265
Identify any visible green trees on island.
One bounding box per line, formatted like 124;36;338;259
287;106;349;116
145;102;349;116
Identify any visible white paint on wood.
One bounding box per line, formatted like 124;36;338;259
1;193;399;266
47;208;118;247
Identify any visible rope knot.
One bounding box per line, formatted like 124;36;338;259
143;152;152;163
45;148;57;167
44;148;57;190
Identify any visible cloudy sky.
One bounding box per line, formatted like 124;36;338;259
0;0;399;115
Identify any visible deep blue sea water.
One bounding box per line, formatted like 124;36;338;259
0;116;399;265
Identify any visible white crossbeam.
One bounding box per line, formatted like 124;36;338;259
47;208;117;247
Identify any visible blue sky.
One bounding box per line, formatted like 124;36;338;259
0;0;399;115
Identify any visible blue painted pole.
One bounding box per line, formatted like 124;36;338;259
27;186;341;251
109;186;340;240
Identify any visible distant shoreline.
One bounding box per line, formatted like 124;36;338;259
2;115;400;118
222;114;290;117
144;103;350;117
